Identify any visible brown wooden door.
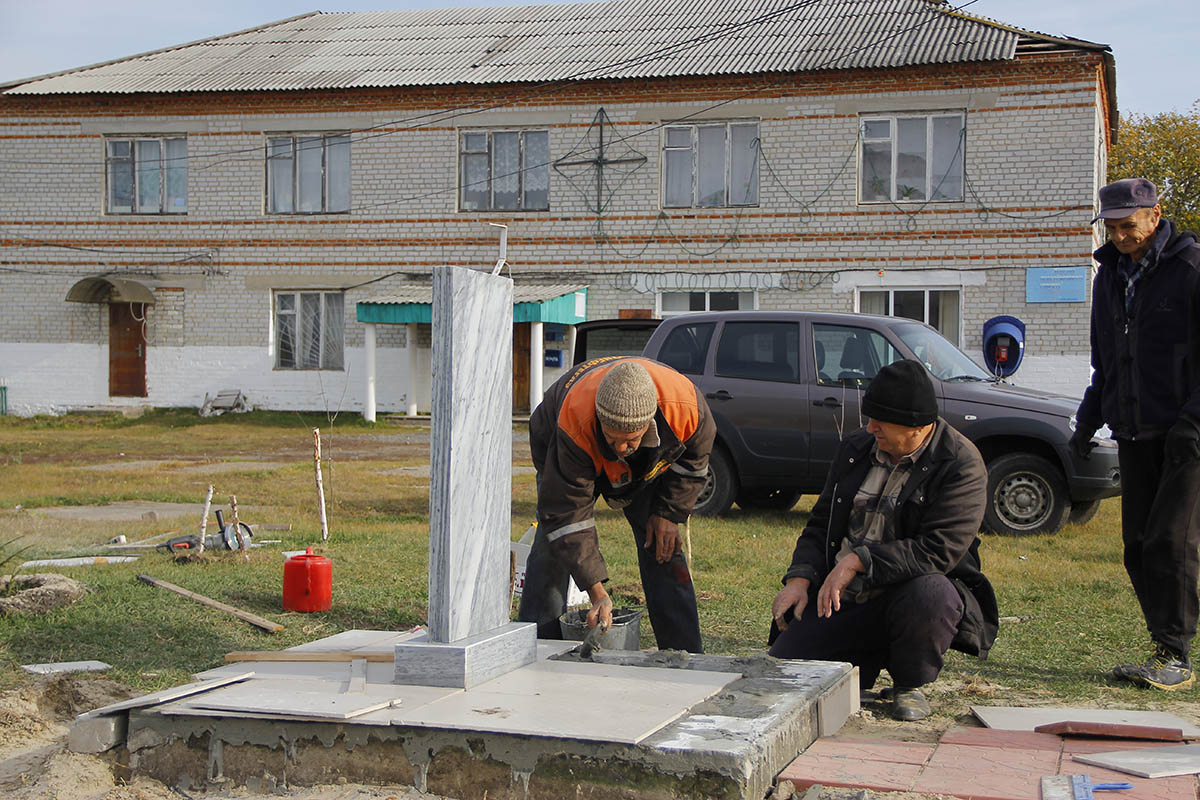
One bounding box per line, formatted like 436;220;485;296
513;323;530;413
109;303;147;397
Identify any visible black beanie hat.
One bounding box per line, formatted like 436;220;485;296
861;360;938;427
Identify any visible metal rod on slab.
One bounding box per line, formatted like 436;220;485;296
314;427;329;541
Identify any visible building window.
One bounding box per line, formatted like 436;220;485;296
267;134;350;214
859;288;961;345
106;137;187;214
275;291;345;370
663;122;759;208
659;290;756;318
459;130;549;211
859;113;964;203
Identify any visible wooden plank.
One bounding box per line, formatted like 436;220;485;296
137;574;283;633
224;650;394;663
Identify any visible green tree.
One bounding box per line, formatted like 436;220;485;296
1109;100;1200;233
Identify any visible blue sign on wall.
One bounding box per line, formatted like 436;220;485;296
544;350;563;368
1025;266;1089;303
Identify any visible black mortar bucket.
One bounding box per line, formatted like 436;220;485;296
558;606;643;651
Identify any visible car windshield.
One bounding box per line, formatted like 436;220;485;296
891;321;993;382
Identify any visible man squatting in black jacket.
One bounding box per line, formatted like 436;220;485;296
1072;178;1200;690
769;360;998;721
518;357;715;652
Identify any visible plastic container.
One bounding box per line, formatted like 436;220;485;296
558;606;643;650
282;546;332;612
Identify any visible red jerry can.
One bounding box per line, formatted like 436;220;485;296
282;546;332;612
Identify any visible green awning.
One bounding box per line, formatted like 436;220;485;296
358;283;587;325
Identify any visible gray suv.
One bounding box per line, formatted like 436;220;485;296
636;311;1120;536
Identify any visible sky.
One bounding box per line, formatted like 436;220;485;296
0;0;1194;118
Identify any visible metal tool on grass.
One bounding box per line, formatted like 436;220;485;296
1040;774;1132;800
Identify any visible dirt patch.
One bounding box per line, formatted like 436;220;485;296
0;573;88;616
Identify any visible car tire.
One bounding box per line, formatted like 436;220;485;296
982;453;1071;536
737;488;802;512
693;446;737;517
1068;499;1102;526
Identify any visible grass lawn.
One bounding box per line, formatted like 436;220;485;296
0;410;1192;719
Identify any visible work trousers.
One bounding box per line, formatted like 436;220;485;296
517;480;703;653
1116;438;1200;656
767;573;963;689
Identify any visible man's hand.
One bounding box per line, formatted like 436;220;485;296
585;583;613;632
1166;418;1200;464
644;514;682;564
1069;426;1098;460
771;577;811;631
816;553;864;617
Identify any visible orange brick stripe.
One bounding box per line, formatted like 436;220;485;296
0;52;1104;119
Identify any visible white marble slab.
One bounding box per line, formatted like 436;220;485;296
77;673;254;719
396;659;738;744
1073;744;1200;778
394;622;536;689
427;266;513;643
187;686;400;720
971;705;1200;738
23;660;111;674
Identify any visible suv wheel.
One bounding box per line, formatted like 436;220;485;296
982;453;1071;535
693;446;737;516
738;488;802;512
1068;499;1102;526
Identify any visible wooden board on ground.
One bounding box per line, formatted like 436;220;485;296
1034;720;1184;741
137;574;283;633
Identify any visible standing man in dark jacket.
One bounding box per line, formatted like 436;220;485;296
518;357;715;652
769;360;997;721
1072;177;1200;690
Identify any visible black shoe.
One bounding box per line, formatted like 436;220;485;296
891;687;931;721
1129;644;1195;691
1110;661;1140;682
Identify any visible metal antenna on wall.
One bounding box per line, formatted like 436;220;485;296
489;222;508;276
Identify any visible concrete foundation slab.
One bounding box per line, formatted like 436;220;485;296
119;635;854;800
67;712;127;754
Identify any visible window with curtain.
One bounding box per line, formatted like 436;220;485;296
106;137;188;214
459;130;549;211
859;113;964;203
275;291;345;370
266;134;350;214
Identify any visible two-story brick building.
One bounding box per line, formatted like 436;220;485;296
0;0;1115;416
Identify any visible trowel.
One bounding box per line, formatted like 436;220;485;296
1040;774;1131;800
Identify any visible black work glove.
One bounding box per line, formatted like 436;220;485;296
1165;418;1200;464
1069;426;1097;460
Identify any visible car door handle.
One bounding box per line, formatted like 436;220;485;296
705;390;732;401
813;397;842;408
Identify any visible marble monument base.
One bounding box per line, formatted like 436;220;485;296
393;621;536;689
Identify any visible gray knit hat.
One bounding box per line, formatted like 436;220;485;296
595;361;658;432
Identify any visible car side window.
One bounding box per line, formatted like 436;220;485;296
658;322;715;375
713;321;798;382
812;324;899;386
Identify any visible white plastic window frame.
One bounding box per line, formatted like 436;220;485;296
656;289;759;319
265;133;351;215
105;135;188;215
855;286;963;346
457;129;550;211
273;290;346;371
661;120;760;209
857;112;965;204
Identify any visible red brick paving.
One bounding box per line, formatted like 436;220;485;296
776;726;1200;800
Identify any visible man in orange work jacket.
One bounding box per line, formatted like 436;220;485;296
517;357;716;652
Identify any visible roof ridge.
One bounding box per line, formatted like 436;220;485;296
0;10;325;91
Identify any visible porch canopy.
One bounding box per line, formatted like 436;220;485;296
65;275;156;304
356;283;587;421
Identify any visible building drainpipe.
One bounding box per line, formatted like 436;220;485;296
363;323;377;423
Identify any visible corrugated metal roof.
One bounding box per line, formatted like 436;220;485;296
364;282;586;305
3;0;1107;96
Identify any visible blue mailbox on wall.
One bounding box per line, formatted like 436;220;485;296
982;315;1025;378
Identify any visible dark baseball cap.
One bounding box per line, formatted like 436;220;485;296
1092;178;1159;223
